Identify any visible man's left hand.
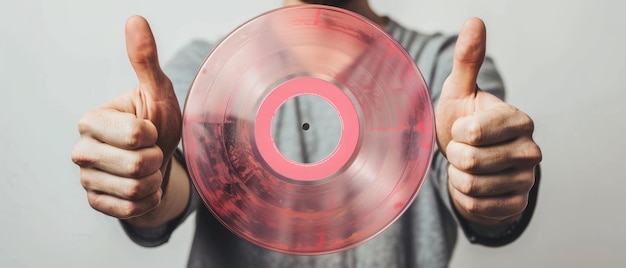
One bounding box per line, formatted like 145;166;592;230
435;17;542;226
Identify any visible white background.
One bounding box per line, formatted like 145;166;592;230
1;0;625;267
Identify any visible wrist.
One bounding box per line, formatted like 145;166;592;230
464;215;522;243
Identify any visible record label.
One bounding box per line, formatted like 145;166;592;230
254;77;359;181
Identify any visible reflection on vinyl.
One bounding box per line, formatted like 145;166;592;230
181;4;435;255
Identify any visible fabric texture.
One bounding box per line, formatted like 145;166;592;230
121;17;539;268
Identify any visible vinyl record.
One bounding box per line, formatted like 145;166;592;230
182;4;435;255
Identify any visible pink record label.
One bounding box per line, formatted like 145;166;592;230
254;77;359;181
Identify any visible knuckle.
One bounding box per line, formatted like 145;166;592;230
457;174;478;195
125;121;145;148
513;111;535;137
531;143;543;162
126;177;160;200
127;153;151;178
71;145;92;167
119;203;143;219
521;112;535;133
126;148;163;177
467;180;481;196
71;149;84;165
520;139;542;165
511;194;529;215
518;170;536;192
126;180;146;200
87;192;106;213
150;191;162;208
464;198;481;215
77;112;93;135
458;147;479;171
86;193;97;209
465;120;483;144
79;170;92;189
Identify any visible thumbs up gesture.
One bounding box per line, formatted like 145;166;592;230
72;16;182;222
436;18;542;226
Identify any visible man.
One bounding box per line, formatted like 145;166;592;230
71;0;542;267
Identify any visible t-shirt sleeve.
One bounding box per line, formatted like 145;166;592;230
425;35;540;247
119;40;214;247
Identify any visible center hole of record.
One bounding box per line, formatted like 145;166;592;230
272;94;341;164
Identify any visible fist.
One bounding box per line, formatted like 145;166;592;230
71;16;181;219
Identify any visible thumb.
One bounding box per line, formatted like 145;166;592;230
124;15;180;159
441;17;486;100
436;18;487;156
125;16;166;94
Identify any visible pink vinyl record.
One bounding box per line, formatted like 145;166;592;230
182;5;435;255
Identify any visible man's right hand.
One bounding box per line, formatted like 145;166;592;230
71;16;182;222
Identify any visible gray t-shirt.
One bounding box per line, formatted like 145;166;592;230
122;17;539;268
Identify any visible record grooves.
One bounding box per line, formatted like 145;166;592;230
182;5;435;255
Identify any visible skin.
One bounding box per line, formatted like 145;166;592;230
71;0;541;229
436;19;541;225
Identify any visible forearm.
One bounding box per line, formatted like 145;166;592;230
125;156;190;228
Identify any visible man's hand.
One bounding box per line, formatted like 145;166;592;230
436;18;542;226
71;16;182;223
